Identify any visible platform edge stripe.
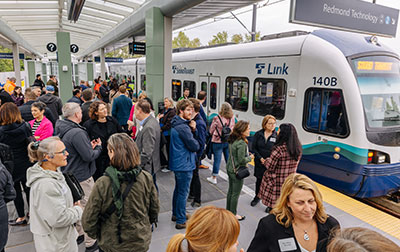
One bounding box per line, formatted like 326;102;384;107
316;182;400;240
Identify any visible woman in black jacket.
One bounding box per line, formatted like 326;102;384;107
0;161;16;252
248;173;340;252
251;115;277;207
0;103;32;226
84;101;122;181
157;97;176;172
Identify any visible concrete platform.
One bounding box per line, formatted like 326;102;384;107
5;158;400;251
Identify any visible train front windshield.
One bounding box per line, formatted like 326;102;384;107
353;56;400;128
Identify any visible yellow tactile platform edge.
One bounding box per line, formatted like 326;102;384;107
316;183;400;240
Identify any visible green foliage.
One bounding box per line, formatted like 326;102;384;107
105;45;132;59
231;34;244;44
172;31;201;48
0;46;24;72
245;31;261;42
208;31;229;46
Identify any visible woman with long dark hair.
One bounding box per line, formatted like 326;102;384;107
258;123;302;213
158;97;176;172
0;103;32;226
11;86;24;107
226;120;253;221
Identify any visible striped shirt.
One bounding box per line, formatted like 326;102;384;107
31;120;42;136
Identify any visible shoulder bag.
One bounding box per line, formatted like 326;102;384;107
63;172;85;203
229;144;250;180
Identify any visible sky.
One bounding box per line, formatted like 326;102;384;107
174;0;400;53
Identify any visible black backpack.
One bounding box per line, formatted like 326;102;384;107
216;116;231;142
0;143;14;173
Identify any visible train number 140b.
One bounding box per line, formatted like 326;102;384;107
313;77;337;86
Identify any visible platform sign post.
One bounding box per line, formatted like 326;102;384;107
289;0;399;37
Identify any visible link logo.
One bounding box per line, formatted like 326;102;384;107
255;63;288;75
256;63;265;74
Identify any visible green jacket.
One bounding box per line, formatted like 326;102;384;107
227;139;252;174
82;169;159;252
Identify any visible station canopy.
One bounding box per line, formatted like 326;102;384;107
0;0;261;58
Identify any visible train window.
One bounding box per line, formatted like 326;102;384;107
201;82;207;107
183;80;196;98
304;88;349;137
210;82;217;109
141;75;146;91
225;77;249;111
172;79;182;101
253;78;287;119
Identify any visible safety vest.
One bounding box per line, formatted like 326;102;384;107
4;80;16;94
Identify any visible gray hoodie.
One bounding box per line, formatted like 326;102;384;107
26;163;82;252
55;119;101;182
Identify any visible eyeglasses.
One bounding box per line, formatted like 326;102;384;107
54;149;68;156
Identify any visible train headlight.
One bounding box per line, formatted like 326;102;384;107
377;154;386;164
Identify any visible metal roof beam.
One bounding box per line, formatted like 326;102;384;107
0;9;59;16
0;18;42;57
84;1;132;17
0;2;59;9
105;0;141;9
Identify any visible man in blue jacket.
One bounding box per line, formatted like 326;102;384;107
169;99;200;229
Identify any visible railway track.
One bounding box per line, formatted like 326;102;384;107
358;194;400;219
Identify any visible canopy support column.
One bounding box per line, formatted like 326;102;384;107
12;43;21;86
57;31;73;104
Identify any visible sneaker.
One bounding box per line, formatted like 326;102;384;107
250;197;260;207
85;241;99;252
207;176;217;184
191;201;201;208
76;235;84;245
161;168;170;173
198;164;209;169
175;223;186;229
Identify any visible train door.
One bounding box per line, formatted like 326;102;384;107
199;75;220;119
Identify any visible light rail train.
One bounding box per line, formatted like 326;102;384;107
105;29;400;198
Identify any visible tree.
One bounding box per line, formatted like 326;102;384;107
172;31;201;48
245;31;261;42
0;46;24;72
105;45;131;59
208;31;228;46
231;34;244;44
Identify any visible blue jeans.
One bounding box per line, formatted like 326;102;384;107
212;142;229;176
172;171;193;224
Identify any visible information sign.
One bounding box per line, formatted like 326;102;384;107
70;44;79;53
290;0;399;37
46;43;57;52
129;42;146;55
94;57;123;63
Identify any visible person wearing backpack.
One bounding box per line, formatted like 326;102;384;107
207;103;235;185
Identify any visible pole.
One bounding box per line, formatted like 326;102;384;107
12;43;21;86
100;48;106;80
251;3;257;42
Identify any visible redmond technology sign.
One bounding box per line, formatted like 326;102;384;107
290;0;399;37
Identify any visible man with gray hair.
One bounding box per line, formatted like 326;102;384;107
54;102;102;252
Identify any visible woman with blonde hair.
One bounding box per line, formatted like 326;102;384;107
207;102;235;184
250;114;277;207
26;137;83;252
327;227;400;252
248;173;340;252
166;205;244;252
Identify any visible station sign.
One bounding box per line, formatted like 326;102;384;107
290;0;399;37
0;53;25;60
94;57;123;63
46;43;57;52
129;42;146;55
70;44;79;53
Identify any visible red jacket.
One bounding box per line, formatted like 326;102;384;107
29;116;54;141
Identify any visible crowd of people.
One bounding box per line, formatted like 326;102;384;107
0;74;399;252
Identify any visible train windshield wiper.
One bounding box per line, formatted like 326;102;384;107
372;116;400;121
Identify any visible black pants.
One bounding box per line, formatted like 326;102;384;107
160;135;171;167
189;163;201;203
93;155;110;181
14;178;29;218
255;176;262;199
0;206;8;252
